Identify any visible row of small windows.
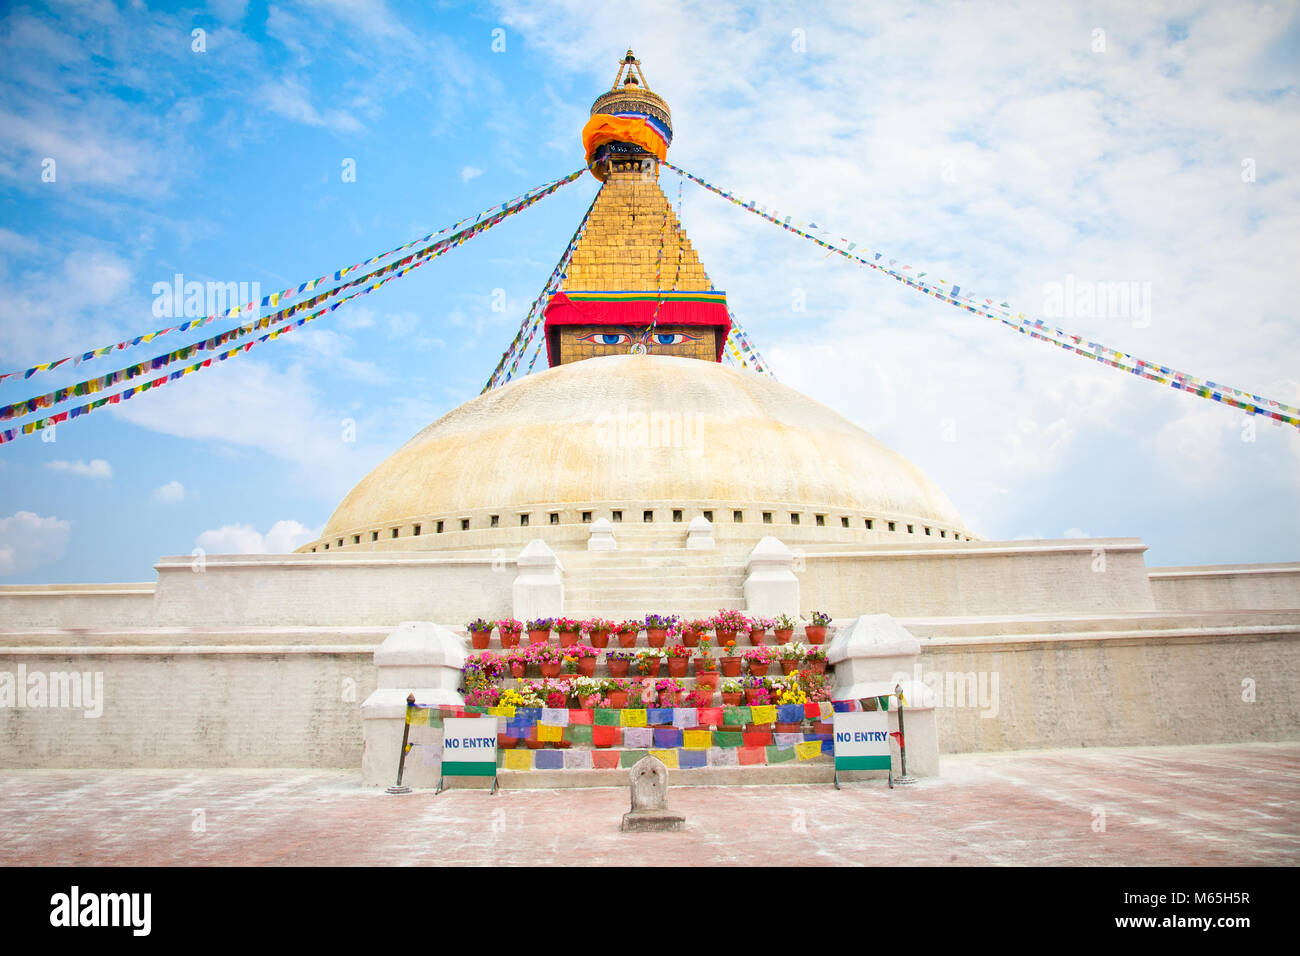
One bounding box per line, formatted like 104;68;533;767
310;511;964;550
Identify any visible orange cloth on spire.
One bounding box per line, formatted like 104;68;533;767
581;113;668;165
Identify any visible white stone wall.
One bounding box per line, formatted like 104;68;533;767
1149;564;1300;612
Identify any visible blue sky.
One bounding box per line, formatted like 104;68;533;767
1;0;1297;583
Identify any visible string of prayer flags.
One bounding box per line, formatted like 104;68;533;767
665;160;1300;431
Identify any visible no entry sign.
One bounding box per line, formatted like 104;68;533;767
832;710;892;771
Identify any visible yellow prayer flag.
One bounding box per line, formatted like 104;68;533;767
750;705;776;725
503;750;532;771
683;729;713;750
796;741;822;761
405;707;423;725
649;749;679;769
537;724;562;742
488;705;516;718
620;708;647;727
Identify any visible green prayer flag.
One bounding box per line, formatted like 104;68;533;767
723;706;751;726
565;723;593;745
594;708;620;726
714;731;743;749
427;713;444;729
766;745;796;764
619;749;649;768
878;696;890;711
464;705;488;714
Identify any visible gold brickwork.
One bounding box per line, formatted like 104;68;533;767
555;324;719;364
564;167;713;293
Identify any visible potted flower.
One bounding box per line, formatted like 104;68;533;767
713;608;749;645
644;614;675;647
720;678;744;707
496;618;523;649
683;618;712;647
744;645;775;677
605;678;631;709
773;613;796;643
694;639;719;688
564;643;599;677
805;610;831;644
748;616;773;645
688;688;713;708
553;616;581;647
654;677;682;708
719;639;742;677
503;646;528;679
497;688;527;747
586;618;614;648
526;618;553;645
634;648;664;677
572;676;604;708
665;644;692;678
616;619;640;648
779;641;806;675
463;685;500;708
533;643;563;678
743;676;771;707
775;684;808;733
803;644;828;674
606;649;634;678
466;617;494;650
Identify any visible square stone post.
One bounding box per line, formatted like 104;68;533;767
743;536;799;618
512;539;564;620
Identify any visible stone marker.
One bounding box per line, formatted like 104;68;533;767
620;755;685;832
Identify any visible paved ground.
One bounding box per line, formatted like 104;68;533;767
1;743;1296;866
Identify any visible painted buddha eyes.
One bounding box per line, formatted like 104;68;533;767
577;332;632;346
576;330;702;347
652;332;700;345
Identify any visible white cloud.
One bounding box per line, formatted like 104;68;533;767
153;480;186;503
460;165;484;182
44;458;112;479
196;519;317;555
0;511;71;575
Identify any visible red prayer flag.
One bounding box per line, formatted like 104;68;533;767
803;702;820;719
738;747;767;766
743;730;773;747
568;709;594;725
591;725;620;748
697;707;723;727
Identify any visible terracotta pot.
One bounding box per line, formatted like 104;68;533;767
554;740;571;749
509;662;526;678
745;722;773;732
637;660;661;678
718;725;743;734
720;657;742;677
744;688;767;705
806;658;827;675
498;734;519;749
470;630;491;649
779;659;799;675
747;661;770;677
748;628;767;646
805;626;828;644
617;630;638;648
558;630;580;647
690;691;713;708
528;629;550;645
668;658;689;678
716;629;736;645
526;739;545;750
499;631;519;649
608;659;630;678
646;628;667;647
721;692;743;707
577;658;596;677
814;721;834;735
581;695;602;709
659;693;681;708
773;628;794;643
682;629;700;647
695;670;719;689
775;721;802;734
589;629;610;648
539;661;561;678
608;690;628;708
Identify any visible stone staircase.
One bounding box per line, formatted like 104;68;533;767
558;548;747;620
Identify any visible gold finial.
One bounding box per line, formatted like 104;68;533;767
612;48;651;92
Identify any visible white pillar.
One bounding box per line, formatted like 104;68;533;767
827;614;940;777
743;536;799;617
512;538;564;620
361;621;467;788
685;515;715;550
587;517;618;551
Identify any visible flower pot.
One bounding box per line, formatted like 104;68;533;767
499;631;520;649
748;628;767;646
528;629;550;645
716;629;736;645
668;658;689;678
814;721;834;735
804;625;828;644
720;657;742;677
780;659;799;675
744;688;767;705
660;692;682;708
539;661;561;678
646;628;667;647
695;670;718;689
773;628;794;643
721;693;743;707
577;658;596;677
526;739;545;750
775;721;802;734
689;691;713;708
554;740;571;749
682;628;700;647
589;629;610;648
607;659;630;678
498;734;519;749
747;662;770;677
806;659;827;675
637;661;661;678
470;630;491;649
608;690;628;708
558;630;580;647
509;662;526;678
581;695;602;709
617;630;638;648
745;722;773;733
